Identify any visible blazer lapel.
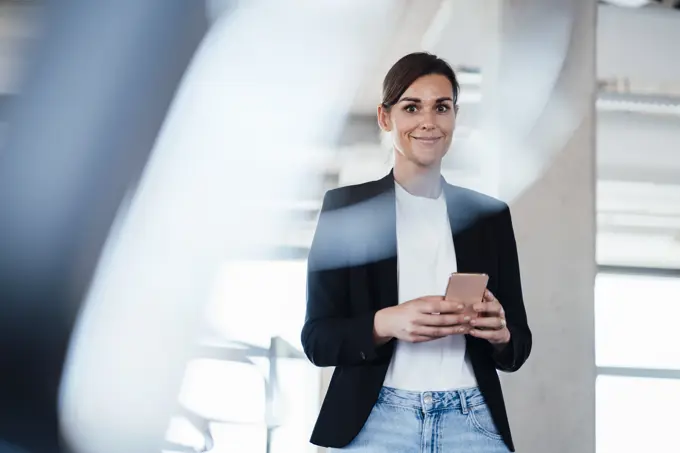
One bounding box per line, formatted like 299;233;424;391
364;172;398;310
444;184;482;274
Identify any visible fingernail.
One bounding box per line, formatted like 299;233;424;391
458;305;464;310
463;316;470;322
470;319;476;325
458;327;465;333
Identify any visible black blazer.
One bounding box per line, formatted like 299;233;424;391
301;172;531;452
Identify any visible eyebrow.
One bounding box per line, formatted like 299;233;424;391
398;96;454;103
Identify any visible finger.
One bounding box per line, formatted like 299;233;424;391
444;295;464;304
417;313;470;327
429;299;467;314
469;316;506;330
469;328;505;341
415;298;459;314
483;290;497;302
415;296;450;314
473;300;503;315
410;324;470;338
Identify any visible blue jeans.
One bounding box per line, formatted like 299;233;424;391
332;386;511;453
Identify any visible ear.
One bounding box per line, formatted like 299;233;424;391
377;104;392;132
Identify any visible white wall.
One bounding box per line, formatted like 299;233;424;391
598;5;680;90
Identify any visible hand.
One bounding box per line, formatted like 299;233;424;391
374;296;471;344
468;290;511;345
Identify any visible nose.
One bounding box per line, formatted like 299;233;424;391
419;110;437;130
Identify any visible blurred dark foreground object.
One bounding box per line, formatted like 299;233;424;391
0;1;207;452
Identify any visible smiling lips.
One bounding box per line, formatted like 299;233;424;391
411;136;443;143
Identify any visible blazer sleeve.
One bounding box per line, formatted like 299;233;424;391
490;204;532;372
300;190;389;367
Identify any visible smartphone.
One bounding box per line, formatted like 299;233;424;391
444;273;489;318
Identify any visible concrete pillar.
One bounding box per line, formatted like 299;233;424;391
481;2;597;453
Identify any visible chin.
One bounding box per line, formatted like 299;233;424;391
411;149;445;167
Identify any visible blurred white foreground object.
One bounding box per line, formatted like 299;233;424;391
59;1;394;453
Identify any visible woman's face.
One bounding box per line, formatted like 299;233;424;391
378;74;457;168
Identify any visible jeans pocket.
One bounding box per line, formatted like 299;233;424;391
467;404;503;440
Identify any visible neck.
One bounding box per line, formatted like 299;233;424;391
393;155;442;199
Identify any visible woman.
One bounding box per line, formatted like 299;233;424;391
301;52;531;453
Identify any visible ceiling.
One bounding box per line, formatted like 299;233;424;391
0;0;678;268
337;1;680;269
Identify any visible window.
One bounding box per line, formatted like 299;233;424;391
595;273;680;370
596;375;680;453
595;270;680;453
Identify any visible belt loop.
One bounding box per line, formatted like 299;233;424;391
458;390;469;414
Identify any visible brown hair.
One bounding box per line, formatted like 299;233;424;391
381;52;460;109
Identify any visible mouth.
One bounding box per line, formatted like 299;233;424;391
411;136;443;144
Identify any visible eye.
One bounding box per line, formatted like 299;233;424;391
436;104;450;113
403;104;418;113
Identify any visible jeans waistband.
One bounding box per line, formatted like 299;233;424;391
378;386;486;413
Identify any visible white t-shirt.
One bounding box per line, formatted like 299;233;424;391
382;182;478;391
